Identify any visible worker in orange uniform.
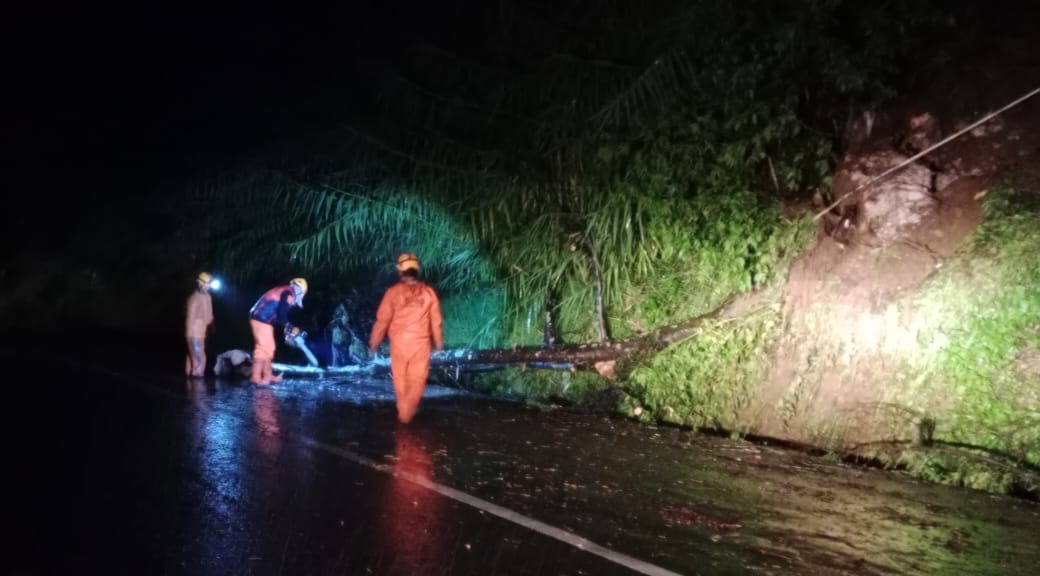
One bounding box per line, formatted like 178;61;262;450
368;253;444;423
185;272;216;378
248;277;308;385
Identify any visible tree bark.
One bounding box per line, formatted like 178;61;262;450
432;295;736;369
277;297;738;377
582;236;609;342
542;290;559;348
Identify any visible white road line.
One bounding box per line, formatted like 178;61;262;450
299;435;688;576
78;365;687;576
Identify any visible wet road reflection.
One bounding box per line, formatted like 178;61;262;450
375;425;449;574
251;386;283;456
9;357;1040;576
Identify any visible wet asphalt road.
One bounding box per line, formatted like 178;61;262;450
8;352;1040;576
11;365;643;576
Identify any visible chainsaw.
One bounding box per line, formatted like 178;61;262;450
284;323;320;367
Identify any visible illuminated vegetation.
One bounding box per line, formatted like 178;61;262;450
168;2;1035;494
876;180;1040;493
187;1;943;338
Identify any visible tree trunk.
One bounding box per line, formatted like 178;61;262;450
582;236;609;342
432;295;736;369
542;290;559;348
277;297;737;377
436;339;639;366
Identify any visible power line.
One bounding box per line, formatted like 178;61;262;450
813;86;1040;222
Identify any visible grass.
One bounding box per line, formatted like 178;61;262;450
898;180;1040;486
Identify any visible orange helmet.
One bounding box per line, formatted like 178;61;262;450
396;253;420;272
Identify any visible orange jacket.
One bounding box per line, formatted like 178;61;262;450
369;281;443;349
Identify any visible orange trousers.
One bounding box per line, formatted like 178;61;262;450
250;319;276;360
389;340;431;423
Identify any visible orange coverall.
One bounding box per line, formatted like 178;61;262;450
184;290;213;377
368;281;443;423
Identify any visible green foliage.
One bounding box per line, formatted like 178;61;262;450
463;366;611;405
171;3;989;468
188;169;498;293
626;302;783;429
619;192;816;332
179;1;942;350
897;449;1036;496
440;289;506;349
912;182;1040;466
850;443;1039;497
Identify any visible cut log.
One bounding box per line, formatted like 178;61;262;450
432;295;736;368
276;296;737;377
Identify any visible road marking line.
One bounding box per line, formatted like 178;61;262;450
299;435;687;576
75;365;687;576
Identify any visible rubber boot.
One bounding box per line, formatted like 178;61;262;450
262;360;282;384
251;360;265;385
193;352;206;378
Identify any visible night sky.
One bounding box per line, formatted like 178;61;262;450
4;0;504;336
7;1;516;261
13;3;370;210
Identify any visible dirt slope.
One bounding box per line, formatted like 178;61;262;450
743;96;1040;447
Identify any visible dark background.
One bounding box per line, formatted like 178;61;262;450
4;0;1039;342
9;3;370;236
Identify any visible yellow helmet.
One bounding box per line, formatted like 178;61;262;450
196;272;213;286
396;253;420;272
290;277;308;308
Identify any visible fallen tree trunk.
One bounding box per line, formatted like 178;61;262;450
275;296;742;378
432;295;738;369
